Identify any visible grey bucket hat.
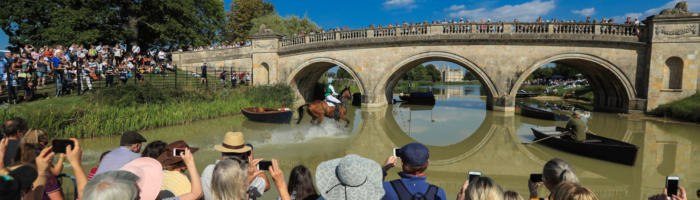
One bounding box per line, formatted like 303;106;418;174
315;154;385;200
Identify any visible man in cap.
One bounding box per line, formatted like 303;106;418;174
381;143;447;200
201;131;270;200
565;111;587;142
95;131;147;175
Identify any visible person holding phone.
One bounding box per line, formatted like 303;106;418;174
201;132;271;200
381;143;447;200
156;140;202;199
647;178;688;200
94;131;147;175
529;158;580;200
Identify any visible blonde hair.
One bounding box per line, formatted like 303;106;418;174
466;176;503;200
20;129;48;146
543;158;579;187
504;190;524;200
551;182;598;200
211;159;248;200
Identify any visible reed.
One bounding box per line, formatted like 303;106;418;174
0;84;294;138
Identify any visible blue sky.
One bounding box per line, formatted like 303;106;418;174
2;0;699;50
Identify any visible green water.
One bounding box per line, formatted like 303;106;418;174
70;85;699;200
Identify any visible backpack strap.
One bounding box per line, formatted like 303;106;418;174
424;184;439;200
390;180;413;200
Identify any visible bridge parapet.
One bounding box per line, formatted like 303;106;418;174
279;22;645;48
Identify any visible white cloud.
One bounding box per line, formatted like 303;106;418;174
572;7;596;17
447;0;556;22
383;0;417;10
447;4;465;11
644;0;700;15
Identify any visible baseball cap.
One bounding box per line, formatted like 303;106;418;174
120;131;147;146
397;143;430;166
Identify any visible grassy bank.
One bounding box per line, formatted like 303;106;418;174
649;93;700;123
520;85;594;101
0;83;294;138
393;80;480;93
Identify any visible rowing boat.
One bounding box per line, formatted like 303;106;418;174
518;103;570;121
241;107;293;124
399;92;436;105
531;127;638;166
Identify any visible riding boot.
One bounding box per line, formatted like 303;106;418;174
333;103;340;119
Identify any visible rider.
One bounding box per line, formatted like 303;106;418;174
324;77;341;117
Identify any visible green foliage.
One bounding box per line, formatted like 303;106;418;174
336;68;353;79
528;63;581;80
0;0;226;49
402;64;441;81
227;0;275;41
0;84;294;138
248;14;319;37
650;93;700;123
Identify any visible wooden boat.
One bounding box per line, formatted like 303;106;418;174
516;90;539;98
518;103;570;121
531;127;638;166
241;107;293;124
399;92;436;105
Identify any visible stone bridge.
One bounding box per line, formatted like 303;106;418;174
173;12;700;113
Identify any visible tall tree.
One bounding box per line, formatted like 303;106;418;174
226;0;274;42
248;14;319;37
0;0;225;49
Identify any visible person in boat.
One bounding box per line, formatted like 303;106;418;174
565;110;587;142
324;77;341;117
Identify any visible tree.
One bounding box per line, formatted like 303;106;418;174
336;68;353;79
0;0;225;49
227;0;275;42
248;14;319;37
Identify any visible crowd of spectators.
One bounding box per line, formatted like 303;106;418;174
184;41;253;52
0;44;176;104
1;117;692;200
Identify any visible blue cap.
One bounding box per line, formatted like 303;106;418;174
398;143;429;166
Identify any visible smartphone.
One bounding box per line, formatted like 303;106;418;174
666;176;679;197
258;160;272;171
468;171;482;183
173;148;186;157
51;139;75;154
530;173;543;183
393;148;399;157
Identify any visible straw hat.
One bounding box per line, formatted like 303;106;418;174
120;157;163;200
315;154;384;200
214;132;252;153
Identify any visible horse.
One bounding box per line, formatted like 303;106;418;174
296;87;353;127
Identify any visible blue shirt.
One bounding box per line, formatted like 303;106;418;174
95;147;140;175
51;57;61;68
382;173;447;200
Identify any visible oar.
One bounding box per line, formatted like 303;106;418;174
527;132;568;145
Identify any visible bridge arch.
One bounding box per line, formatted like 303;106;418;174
510;53;636;112
286;57;367;102
375;51;499;106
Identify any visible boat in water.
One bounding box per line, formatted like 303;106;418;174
530;127;638;166
398;92;436;105
241;107;293;124
518;103;570;121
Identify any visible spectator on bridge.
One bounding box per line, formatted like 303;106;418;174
95;131;147;175
529;158;579;199
586;17;592;23
381;143;447;200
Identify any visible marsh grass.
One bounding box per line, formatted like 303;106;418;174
650;93;700;123
0;83;294;138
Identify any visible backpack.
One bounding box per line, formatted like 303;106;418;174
390;180;439;200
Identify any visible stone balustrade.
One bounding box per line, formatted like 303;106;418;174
280;22;646;48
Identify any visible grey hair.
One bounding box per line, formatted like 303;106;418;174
466;176;503;200
83;170;140;200
211;159;248;200
503;190;524;200
543;158;579;186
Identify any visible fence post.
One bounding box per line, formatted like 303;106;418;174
174;65;178;90
77;65;82;95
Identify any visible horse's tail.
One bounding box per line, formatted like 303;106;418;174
296;104;309;124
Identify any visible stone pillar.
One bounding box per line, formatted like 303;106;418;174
492;95;515;114
429;24;443;35
367;29;375;38
547;24;554;34
504;23;513;33
643;10;700;111
594;24;601;35
250;29;283;86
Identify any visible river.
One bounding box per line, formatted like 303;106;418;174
75;84;699;200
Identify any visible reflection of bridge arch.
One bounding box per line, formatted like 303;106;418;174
286;57;366;102
375;51;498;108
511;53;636;112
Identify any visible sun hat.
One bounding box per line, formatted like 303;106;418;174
315;154;384;200
214;132;252;153
398;143;430;166
157;140;199;166
120;157;163;200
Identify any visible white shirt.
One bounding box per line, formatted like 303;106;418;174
132;46;140;54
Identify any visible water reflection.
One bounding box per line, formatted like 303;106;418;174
73;84;699;200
